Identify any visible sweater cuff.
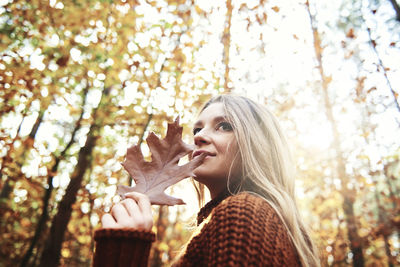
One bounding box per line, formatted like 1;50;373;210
94;228;156;242
93;228;155;267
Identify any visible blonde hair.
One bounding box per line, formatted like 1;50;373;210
197;94;321;267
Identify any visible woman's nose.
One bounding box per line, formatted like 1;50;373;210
194;130;210;146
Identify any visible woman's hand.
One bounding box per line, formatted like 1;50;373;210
101;192;153;231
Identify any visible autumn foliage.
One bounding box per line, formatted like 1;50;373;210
1;0;400;266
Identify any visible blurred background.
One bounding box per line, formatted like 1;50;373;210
0;0;399;266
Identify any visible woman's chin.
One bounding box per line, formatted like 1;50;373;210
193;166;211;178
193;170;227;186
192;172;203;182
192;170;210;184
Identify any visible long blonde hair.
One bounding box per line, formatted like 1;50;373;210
197;94;321;267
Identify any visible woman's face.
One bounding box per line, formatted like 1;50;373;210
191;103;241;194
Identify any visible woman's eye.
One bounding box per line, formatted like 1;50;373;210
193;128;201;135
217;122;233;131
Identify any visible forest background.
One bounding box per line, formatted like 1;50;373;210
1;0;400;266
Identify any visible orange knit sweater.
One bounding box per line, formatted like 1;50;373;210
93;192;300;266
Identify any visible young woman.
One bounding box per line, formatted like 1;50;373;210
93;95;320;266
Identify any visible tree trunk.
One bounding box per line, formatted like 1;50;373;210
360;106;395;267
383;234;394;267
373;190;394;267
341;195;364;266
38;130;97;267
305;1;365;266
222;0;233;92
20;87;88;267
87;168;95;266
39;88;108;267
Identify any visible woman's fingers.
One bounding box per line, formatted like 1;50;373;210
121;198;140;217
111;203;128;220
101;193;153;230
124;192;152;216
101;213;117;228
124;192;153;229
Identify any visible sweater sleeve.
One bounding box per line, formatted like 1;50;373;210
92;228;156;267
181;193;300;266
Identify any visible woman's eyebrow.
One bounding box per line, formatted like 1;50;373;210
193;120;202;128
193;116;228;129
212;116;228;123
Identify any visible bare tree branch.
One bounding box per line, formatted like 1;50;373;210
388;0;400;22
222;0;233;92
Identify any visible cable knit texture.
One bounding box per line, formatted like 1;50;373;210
93;229;155;267
92;192;300;267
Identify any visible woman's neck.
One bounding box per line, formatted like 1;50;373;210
207;176;242;199
207;184;227;199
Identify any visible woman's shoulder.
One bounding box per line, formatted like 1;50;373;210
195;192;300;265
215;192;276;216
208;191;284;229
222;191;269;204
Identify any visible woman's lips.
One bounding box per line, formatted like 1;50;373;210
192;150;215;159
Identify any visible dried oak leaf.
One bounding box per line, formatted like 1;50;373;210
118;118;205;206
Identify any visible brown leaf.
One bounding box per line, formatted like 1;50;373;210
271;6;279;12
118;117;205;205
346;28;355;39
56;55;69;67
239;3;247;11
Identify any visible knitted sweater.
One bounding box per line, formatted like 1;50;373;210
93;192;300;267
